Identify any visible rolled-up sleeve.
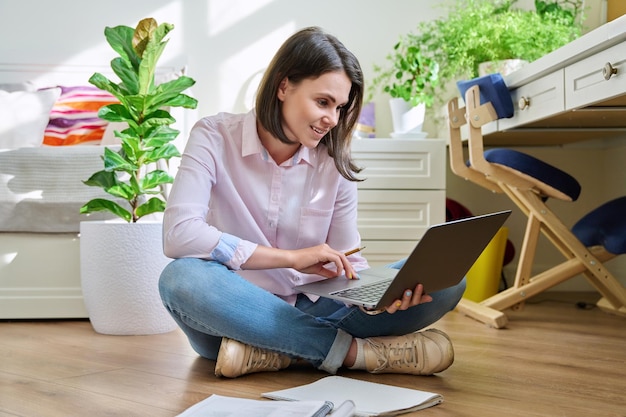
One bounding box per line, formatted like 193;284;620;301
210;232;258;270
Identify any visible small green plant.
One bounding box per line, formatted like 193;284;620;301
81;18;197;223
369;35;440;107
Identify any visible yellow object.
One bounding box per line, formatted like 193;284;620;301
463;227;509;302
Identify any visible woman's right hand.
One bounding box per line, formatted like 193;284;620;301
289;244;359;279
242;243;359;279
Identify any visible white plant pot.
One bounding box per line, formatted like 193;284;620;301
389;98;426;134
80;220;176;335
478;59;528;77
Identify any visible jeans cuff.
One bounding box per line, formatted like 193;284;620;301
319;328;352;374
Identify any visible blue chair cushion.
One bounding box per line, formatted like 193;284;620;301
483;148;581;201
457;73;514;119
572;196;626;254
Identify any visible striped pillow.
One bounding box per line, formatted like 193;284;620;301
43;86;118;146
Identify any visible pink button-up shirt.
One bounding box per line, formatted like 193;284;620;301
163;110;368;304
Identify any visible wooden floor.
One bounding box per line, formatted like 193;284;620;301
1;292;625;417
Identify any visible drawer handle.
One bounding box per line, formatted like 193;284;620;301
518;96;530;110
603;62;618;80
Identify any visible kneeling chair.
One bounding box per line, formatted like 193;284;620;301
447;73;626;328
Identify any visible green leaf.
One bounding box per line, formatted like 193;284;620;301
104;25;140;72
98;104;135;124
137;22;173;95
159;93;198;110
83;170;118;189
110;57;139;95
88;73;125;99
144;125;179;146
141;110;176;129
119;137;141;165
80;199;132;223
143;143;180;164
103;147;137;172
106;182;136;200
135;197;167;219
141;170;174;191
147;76;197;110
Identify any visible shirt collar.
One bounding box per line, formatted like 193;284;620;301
242;109;315;167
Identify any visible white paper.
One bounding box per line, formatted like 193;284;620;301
263;376;443;416
176;394;354;417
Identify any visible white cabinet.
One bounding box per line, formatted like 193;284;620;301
351;139;446;266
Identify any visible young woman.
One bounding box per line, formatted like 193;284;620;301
159;26;465;378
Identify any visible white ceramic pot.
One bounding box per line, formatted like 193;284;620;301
389;98;426;134
478;59;528;77
80;220;177;335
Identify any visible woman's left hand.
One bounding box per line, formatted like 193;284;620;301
383;283;432;314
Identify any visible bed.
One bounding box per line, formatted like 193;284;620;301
0;64;193;318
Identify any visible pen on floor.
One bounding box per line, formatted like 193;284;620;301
344;246;366;256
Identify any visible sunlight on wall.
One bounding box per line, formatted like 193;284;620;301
51;1;185;72
219;23;296;112
206;0;274;36
0;252;17;267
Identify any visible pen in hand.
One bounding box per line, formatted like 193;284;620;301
344;246;366;256
343;246;365;280
322;247;365;278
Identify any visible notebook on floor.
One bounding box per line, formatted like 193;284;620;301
295;210;511;310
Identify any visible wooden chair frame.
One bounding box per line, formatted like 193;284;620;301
447;85;626;328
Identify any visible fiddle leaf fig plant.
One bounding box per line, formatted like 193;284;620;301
81;18;197;223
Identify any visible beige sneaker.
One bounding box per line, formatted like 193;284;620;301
363;329;454;375
214;338;292;378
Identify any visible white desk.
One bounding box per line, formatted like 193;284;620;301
480;14;626;145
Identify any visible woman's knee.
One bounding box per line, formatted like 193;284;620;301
159;258;213;303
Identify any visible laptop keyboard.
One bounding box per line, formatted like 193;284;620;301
330;279;392;303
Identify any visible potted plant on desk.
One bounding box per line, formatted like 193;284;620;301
79;17;197;335
418;0;584;105
368;33;440;137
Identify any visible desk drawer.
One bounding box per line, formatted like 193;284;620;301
498;71;565;130
565;41;626;110
357;189;445;240
352;139;446;189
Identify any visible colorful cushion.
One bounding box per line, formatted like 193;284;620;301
0;87;61;149
43;86;118;146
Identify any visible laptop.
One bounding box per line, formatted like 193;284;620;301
295;210;511;310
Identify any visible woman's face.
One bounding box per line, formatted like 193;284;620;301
277;70;351;149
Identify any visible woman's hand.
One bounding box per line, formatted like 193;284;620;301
290;244;359;280
362;283;432;315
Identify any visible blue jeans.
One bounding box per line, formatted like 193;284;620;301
158;258;466;374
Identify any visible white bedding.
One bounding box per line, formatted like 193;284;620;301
0;146;121;232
